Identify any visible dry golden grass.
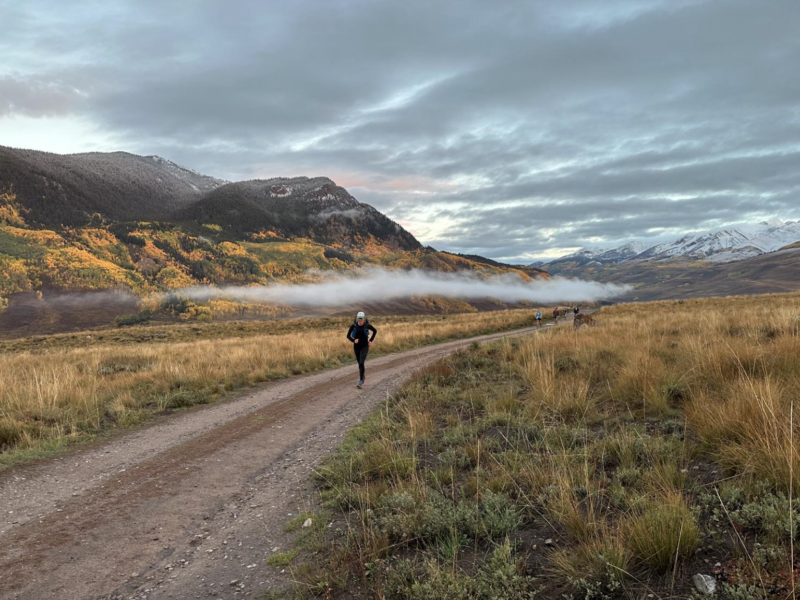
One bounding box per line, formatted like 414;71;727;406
516;292;800;491
298;291;800;599
626;491;700;573
0;309;540;464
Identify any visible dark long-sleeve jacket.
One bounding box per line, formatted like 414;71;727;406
346;321;377;348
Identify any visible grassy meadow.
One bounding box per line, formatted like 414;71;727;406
0;309;544;469
279;292;800;599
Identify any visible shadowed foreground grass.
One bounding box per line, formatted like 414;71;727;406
0;309;546;469
279;292;800;599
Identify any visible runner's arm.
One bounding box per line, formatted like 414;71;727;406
368;324;377;342
346;325;355;342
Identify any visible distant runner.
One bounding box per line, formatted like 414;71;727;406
346;311;377;388
573;306;580;316
535;310;543;327
552;307;560;323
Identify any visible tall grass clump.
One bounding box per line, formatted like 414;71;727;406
626;493;700;573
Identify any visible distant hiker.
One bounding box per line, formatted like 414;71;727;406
573;306;580;316
562;308;567;317
347;311;377;388
552;307;560;323
535;310;543;327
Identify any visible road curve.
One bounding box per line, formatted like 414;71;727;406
0;320;564;599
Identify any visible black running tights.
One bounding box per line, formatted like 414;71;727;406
354;345;369;379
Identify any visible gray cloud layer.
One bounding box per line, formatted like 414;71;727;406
2;0;799;261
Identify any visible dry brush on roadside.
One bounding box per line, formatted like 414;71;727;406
0;309;545;468
282;292;800;599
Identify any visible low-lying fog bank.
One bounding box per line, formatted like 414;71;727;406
171;268;631;307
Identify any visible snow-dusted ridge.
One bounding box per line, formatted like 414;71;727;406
534;220;800;267
146;155;229;191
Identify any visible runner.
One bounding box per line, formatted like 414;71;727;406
346;311;377;388
573;306;580;316
552;307;560;323
535;310;543;328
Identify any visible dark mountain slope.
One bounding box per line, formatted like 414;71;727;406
0;147;419;250
176;177;421;250
0;146;225;226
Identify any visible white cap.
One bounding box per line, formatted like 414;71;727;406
356;311;365;319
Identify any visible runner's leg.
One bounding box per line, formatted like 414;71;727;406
354;345;362;383
358;347;369;380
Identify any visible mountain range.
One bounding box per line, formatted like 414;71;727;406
526;219;800;303
0;147;421;250
532;220;800;277
0;146;545;329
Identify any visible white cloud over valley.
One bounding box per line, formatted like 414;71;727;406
170;268;631;307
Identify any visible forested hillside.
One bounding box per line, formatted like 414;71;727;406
0;147;546;316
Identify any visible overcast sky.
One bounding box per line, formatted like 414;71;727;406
2;0;799;262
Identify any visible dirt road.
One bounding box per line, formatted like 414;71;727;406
0;322;559;599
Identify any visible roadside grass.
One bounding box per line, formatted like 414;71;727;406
0;308;547;469
0;312;507;354
277;292;800;599
268;550;299;567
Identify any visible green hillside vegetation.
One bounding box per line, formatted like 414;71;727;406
279;292;800;599
0;190;546;317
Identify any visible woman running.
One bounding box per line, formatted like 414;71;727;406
346;311;377;388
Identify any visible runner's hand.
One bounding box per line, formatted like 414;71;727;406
369;341;373;347
354;339;359;344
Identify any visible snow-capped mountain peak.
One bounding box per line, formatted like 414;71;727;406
532;220;800;268
595;241;651;261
